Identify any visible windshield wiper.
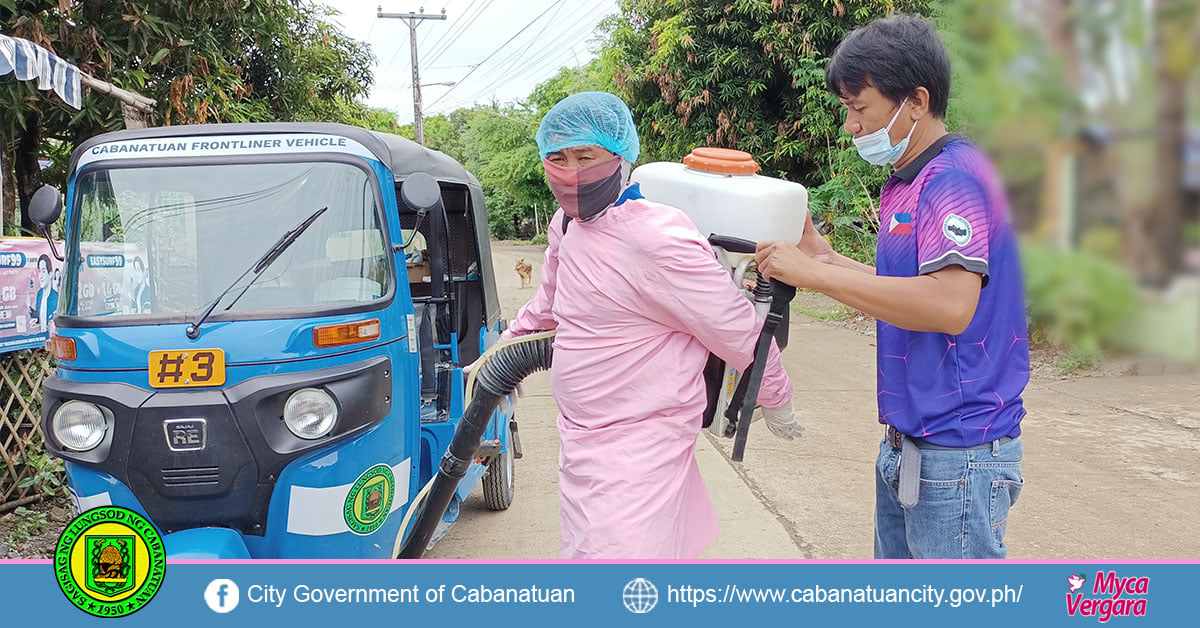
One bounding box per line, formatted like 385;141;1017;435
186;206;328;339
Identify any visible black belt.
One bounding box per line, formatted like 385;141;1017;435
886;425;1015;509
886;425;1013;451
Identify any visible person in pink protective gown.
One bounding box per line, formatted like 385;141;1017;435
503;92;802;559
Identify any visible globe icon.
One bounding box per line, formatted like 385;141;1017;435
623;578;658;614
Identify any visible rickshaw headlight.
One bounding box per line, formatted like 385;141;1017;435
284;388;338;439
52;400;107;451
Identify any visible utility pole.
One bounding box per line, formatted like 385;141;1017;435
377;5;447;145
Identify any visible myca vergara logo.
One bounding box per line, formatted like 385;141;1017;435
1065;571;1149;623
54;506;166;618
344;464;395;535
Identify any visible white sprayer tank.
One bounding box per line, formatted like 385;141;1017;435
630;147;808;253
631;148;808;437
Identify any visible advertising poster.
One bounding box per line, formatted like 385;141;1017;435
75;242;149;318
0;237;63;353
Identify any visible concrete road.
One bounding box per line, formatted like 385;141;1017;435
426;243;1200;559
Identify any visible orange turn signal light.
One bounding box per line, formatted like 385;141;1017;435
47;335;77;361
313;319;381;348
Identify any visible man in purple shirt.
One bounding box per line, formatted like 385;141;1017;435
757;15;1028;558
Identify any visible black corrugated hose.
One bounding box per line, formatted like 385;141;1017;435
397;333;554;559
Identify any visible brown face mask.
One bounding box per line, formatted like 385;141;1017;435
542;154;624;221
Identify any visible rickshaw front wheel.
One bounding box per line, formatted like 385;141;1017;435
482;421;516;510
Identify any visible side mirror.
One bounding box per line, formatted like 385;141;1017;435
395;172;443;254
397;172;449;311
400;172;442;212
29;185;65;261
30;185;63;227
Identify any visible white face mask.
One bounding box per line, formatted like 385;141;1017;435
853;97;918;166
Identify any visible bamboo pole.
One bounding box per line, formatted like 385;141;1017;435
79;74;155;113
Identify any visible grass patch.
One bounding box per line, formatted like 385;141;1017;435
496;233;548;246
792;302;857;322
4;507;49;548
1054;349;1101;375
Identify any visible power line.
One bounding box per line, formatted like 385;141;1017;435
424;0;494;70
364;17;378;45
445;3;612;105
422;0;495;70
432;5;609;115
417;0;474;62
460;0;567;97
424;0;551;80
418;0;476;59
454;2;608;107
426;0;565;110
384;27;412;67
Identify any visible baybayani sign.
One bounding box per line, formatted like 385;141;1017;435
0;238;63;353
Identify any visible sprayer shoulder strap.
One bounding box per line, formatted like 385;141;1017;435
561;213;572;234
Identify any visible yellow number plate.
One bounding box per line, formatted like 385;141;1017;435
148;349;226;389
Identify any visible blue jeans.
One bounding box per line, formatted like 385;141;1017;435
874;436;1023;559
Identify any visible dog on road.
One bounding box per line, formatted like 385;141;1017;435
515;258;533;288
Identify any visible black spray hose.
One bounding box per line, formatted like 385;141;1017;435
397;332;554;559
723;276;796;462
723;274;772;435
706;233;799;461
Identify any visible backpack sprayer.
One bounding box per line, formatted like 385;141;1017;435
632;147;809;461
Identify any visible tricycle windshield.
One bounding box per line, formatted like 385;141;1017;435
63;160;392;321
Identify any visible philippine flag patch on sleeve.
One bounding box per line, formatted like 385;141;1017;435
888;212;912;235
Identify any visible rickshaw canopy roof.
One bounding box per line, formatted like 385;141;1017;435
70;122;480;187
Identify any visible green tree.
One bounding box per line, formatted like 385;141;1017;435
528;59;615;115
1;0;378;233
455;105;552;240
605;0;929;174
602;0;930;262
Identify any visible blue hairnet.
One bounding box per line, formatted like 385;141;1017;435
535;92;640;162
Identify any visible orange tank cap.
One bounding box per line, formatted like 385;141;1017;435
682;147;760;175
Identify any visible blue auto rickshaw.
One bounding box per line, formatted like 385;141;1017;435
31;122;532;559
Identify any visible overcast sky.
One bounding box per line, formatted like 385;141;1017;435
319;0;620;123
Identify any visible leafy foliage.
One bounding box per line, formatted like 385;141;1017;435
15;448;64;498
1;0;387;231
605;1;929;174
4;506;49;548
602;0;929;263
1022;244;1139;359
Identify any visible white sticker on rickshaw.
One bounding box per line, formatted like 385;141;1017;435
77;133;378;167
68;487;113;514
285;459;412;537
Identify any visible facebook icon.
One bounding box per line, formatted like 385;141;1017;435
204;579;240;613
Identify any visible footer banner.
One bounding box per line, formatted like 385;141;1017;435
0;560;1194;626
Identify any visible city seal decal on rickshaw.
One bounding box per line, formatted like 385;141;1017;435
344;464;395;535
53;506;166;617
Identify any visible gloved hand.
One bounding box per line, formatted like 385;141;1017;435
759;402;804;440
462;356;481;376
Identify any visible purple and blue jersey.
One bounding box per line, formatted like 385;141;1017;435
876;136;1029;447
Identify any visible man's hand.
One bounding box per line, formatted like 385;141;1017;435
797;211;835;263
755;240;824;290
